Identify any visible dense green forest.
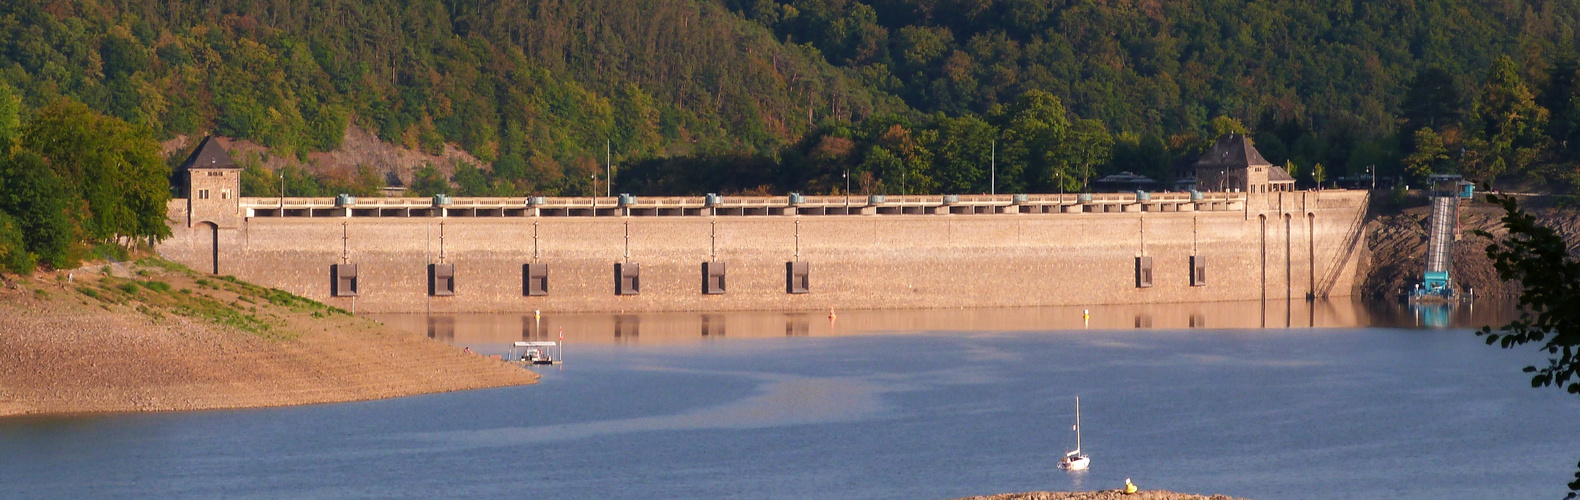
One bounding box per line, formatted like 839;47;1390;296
721;0;1580;193
0;83;170;274
1;0;1579;203
0;0;899;197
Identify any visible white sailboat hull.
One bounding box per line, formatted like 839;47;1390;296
1060;456;1090;471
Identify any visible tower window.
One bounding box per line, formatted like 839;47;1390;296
198;189;210;200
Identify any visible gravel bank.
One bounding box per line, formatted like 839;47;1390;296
0;260;536;417
956;491;1244;500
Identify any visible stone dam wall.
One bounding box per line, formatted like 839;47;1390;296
157;191;1369;314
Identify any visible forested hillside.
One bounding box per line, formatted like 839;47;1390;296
726;0;1580;191
2;0;1579;201
0;0;899;195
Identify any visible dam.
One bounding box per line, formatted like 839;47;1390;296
156;136;1369;314
157;186;1369;315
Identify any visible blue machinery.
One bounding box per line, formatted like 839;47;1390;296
1411;176;1475;302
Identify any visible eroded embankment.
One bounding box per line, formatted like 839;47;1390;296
956;491;1245;500
1357;198;1580;299
0;259;536;418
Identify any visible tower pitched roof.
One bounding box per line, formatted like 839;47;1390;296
1194;133;1272;169
177;136;239;170
1268;165;1295;182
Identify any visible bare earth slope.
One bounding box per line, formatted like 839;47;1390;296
0;260;535;417
956;491;1244;500
161;125;483;188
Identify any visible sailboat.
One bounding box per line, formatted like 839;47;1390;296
1059;396;1090;471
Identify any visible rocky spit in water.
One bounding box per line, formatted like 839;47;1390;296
957;491;1244;500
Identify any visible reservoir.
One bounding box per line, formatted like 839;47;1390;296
3;300;1574;499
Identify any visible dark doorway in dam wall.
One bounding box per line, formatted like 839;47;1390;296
198;221;219;274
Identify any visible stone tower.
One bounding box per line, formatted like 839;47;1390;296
178;136;242;228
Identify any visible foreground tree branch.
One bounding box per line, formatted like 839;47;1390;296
1472;192;1580;498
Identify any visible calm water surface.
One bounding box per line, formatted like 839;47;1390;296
2;300;1575;499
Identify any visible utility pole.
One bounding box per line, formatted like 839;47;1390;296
990;139;996;195
843;169;850;209
606;139;612;198
279;170;285;211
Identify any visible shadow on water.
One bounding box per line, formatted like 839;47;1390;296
374;298;1521;348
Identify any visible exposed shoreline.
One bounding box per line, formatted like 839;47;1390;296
0;260;536;418
1356;198;1580;300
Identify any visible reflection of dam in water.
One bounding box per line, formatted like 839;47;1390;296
372;299;1515;346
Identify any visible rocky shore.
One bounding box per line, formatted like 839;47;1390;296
1357;196;1580;299
0;258;536;418
956;491;1244;500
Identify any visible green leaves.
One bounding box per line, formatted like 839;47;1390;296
0;94;169;274
1403;128;1449;182
0;84;17;154
1463;56;1551;183
0;211;34;274
0;150;78;270
21;98;171;244
410;164;450;197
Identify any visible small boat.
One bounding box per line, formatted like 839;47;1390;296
1059;396;1090;471
507;341;562;365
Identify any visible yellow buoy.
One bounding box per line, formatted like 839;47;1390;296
1124;478;1137;494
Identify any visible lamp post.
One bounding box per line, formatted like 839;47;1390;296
279;170;285;211
843;169;850;209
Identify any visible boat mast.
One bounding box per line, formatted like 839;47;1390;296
1075;396;1082;453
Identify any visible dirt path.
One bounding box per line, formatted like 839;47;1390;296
0;260;535;417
